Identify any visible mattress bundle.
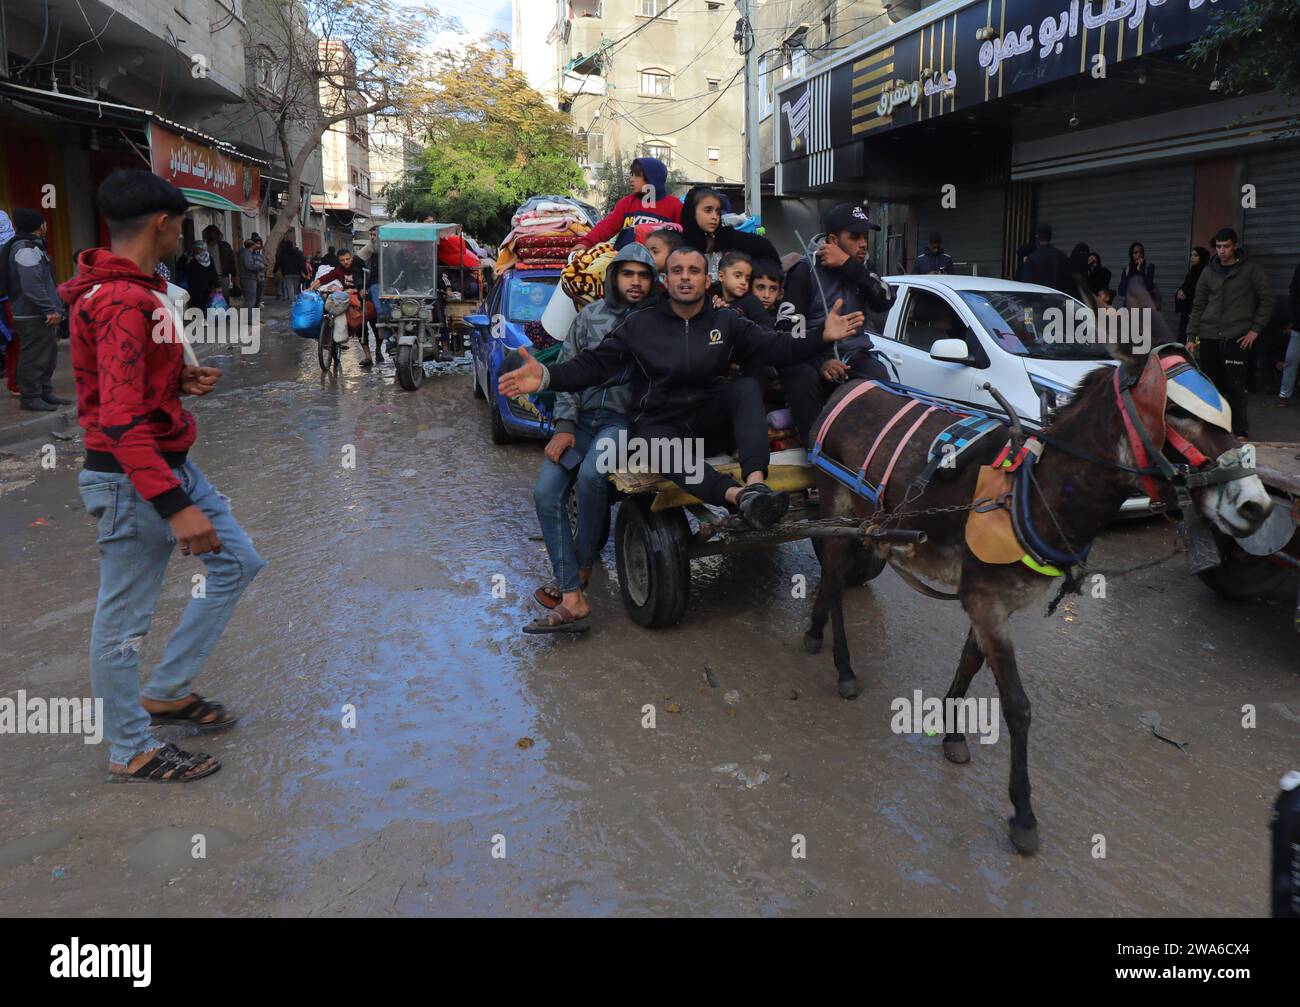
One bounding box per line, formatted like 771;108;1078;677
496;201;591;273
560;242;617;307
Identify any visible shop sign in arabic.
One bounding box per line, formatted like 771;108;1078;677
149;123;260;213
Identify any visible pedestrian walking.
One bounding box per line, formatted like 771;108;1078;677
1186;227;1274;439
201;225;237;299
1175;246;1211;342
62;168;266;783
913;231;955;274
2;207;67;411
238;238;265;309
275;238;307;300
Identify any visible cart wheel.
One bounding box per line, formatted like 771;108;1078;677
812;538;886;586
615;497;690;629
395;341;424;391
1197;533;1295;600
490;398;514;444
317;326;338;372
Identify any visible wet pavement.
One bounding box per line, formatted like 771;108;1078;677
1;310;1297;916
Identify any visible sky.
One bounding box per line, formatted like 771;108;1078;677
423;0;514;50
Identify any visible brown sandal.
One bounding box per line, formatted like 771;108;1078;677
533;569;591;609
523;604;591;634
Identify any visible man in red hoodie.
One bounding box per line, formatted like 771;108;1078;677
575;157;682;250
61;169;266;783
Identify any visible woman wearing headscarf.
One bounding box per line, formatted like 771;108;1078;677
1085;251;1111;295
680;185;780;279
186;240;222;314
0;211;17;396
1117;240;1157;305
1175;246;1210;342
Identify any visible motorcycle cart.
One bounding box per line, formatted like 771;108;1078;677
374;221;460;391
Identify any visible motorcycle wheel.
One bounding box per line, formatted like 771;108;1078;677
396;341;424;391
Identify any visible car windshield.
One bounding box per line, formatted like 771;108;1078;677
957;290;1112;360
507;274;558;322
378;240;438;296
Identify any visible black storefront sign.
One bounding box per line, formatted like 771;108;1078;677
776;0;1243;192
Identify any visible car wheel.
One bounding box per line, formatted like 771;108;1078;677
490;398;514;444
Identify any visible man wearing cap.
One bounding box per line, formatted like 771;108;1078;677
913;232;954;275
777;202;896;446
4;208;66;411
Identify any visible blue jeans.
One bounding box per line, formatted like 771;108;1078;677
78;461;266;765
533;413;627;593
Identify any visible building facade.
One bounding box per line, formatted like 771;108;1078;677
310;40;373;252
763;0;1299;338
513;0;746;198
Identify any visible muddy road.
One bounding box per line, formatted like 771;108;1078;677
1;320;1296;916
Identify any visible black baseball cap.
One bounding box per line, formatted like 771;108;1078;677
824;202;878;234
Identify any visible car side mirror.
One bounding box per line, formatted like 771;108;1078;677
465;313;490;328
930;338;972;364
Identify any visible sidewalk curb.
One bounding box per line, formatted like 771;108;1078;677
0;406;75;451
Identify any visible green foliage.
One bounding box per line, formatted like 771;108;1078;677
1185;0;1300;98
382;36;584;242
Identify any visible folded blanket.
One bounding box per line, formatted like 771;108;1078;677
516;248;569;264
515;234;577;250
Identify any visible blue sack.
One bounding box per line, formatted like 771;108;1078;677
291;290;324;337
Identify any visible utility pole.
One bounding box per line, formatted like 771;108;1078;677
738;0;761;220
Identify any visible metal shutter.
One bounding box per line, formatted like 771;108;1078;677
1243;146;1300;311
1036;162;1194;333
916;186;1005;278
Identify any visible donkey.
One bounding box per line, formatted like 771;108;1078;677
804;285;1273;854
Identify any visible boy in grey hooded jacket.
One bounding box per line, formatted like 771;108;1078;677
529;242;657;631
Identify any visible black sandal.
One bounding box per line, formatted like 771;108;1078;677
148;694;238;732
109;743;221;783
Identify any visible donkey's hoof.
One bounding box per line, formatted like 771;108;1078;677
942;736;970;764
837;678;859;700
803;633;823;655
1008;819;1040;856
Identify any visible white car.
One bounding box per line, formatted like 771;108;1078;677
866;274;1115;425
862;275;1149;515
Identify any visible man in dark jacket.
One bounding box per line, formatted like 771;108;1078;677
500;246;862;530
913;231;954;274
778;203;896;445
1018;223;1077;296
1187;227;1275;438
4;208;66;411
201;225;237;297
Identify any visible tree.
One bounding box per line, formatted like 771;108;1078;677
1185;1;1300;109
382;34;584;242
239;0;454;259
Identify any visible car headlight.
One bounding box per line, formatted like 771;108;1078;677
400;299;420;318
1029;375;1073;417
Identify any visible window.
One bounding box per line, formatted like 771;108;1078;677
642;141;671;168
706;77;720;91
350;168;359;189
577;129;605;167
358;172;370;197
640;0;664;15
708;147;719;161
758;55;771;115
900;291;967;353
641;69;671;97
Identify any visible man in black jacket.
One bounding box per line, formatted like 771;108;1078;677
500;246;862;529
1018;222;1076;296
778;203;896;444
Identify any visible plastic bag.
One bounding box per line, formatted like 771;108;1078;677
291;290;324;338
208;289;229;312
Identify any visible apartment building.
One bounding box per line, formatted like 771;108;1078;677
368;117;422;227
310;40;373;252
513;1;745;199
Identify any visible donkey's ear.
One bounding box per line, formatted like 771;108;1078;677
1099;275;1158;379
1127;350;1167;448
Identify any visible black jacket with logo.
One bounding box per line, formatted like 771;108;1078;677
543;293;826;423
